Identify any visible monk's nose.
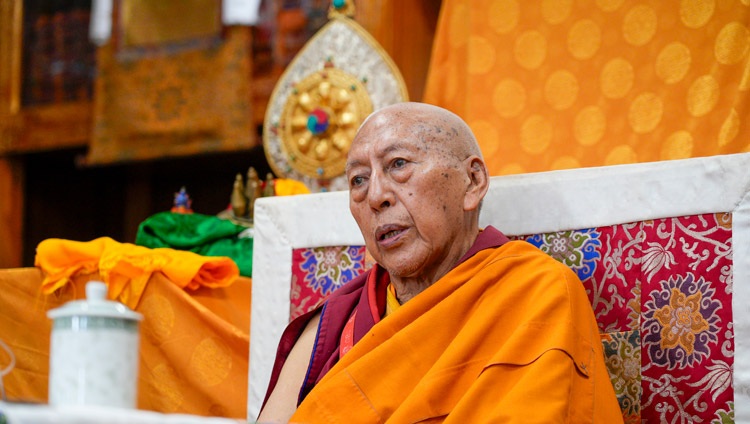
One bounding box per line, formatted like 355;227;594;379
367;175;394;211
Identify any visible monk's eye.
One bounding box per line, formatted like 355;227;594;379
391;158;407;169
350;175;366;188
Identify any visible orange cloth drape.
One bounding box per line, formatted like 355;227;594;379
35;237;239;310
424;0;750;176
0;267;251;418
292;241;621;422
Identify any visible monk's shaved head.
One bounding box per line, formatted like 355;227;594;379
357;102;483;163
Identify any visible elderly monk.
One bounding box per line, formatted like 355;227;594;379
258;102;623;423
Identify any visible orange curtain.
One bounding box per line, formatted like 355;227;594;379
0;268;251;418
424;0;750;176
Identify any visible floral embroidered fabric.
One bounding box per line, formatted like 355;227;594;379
289;212;734;423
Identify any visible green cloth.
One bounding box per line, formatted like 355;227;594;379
135;212;253;277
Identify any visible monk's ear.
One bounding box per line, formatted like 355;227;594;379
464;156;489;212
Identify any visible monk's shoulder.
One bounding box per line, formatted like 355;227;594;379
481;239;587;297
488;239;576;270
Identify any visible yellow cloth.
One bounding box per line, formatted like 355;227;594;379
292;241;623;422
384;283;401;317
424;0;750;176
35;237;239;309
274;178;312;197
0;267;251;418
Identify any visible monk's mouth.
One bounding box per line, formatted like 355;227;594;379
379;229;403;241
376;225;407;242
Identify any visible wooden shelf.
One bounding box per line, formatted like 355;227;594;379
2;101;91;154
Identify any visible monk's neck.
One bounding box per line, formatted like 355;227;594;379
389;225;480;304
389;252;464;304
390;278;433;304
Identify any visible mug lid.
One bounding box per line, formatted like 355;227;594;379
47;281;143;321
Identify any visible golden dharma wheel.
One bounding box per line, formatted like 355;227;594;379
261;1;408;192
279;67;373;180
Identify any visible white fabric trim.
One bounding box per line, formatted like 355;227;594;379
734;188;750;422
89;0;113;46
248;152;750;421
480;153;750;235
221;0;261;26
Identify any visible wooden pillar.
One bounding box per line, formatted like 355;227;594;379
0;0;24;268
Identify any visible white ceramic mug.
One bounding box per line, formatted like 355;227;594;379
47;281;143;408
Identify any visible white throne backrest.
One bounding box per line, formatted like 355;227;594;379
249;153;750;423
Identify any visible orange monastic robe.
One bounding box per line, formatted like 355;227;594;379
291;240;622;423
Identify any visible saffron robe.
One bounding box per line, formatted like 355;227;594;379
263;227;622;423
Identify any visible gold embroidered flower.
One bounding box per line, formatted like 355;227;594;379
654;287;710;354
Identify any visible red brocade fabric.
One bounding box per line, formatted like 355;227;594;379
288;212;734;423
290;246;367;321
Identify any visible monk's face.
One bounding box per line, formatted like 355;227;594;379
346;107;474;281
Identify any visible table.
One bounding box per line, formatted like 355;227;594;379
0;402;246;424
